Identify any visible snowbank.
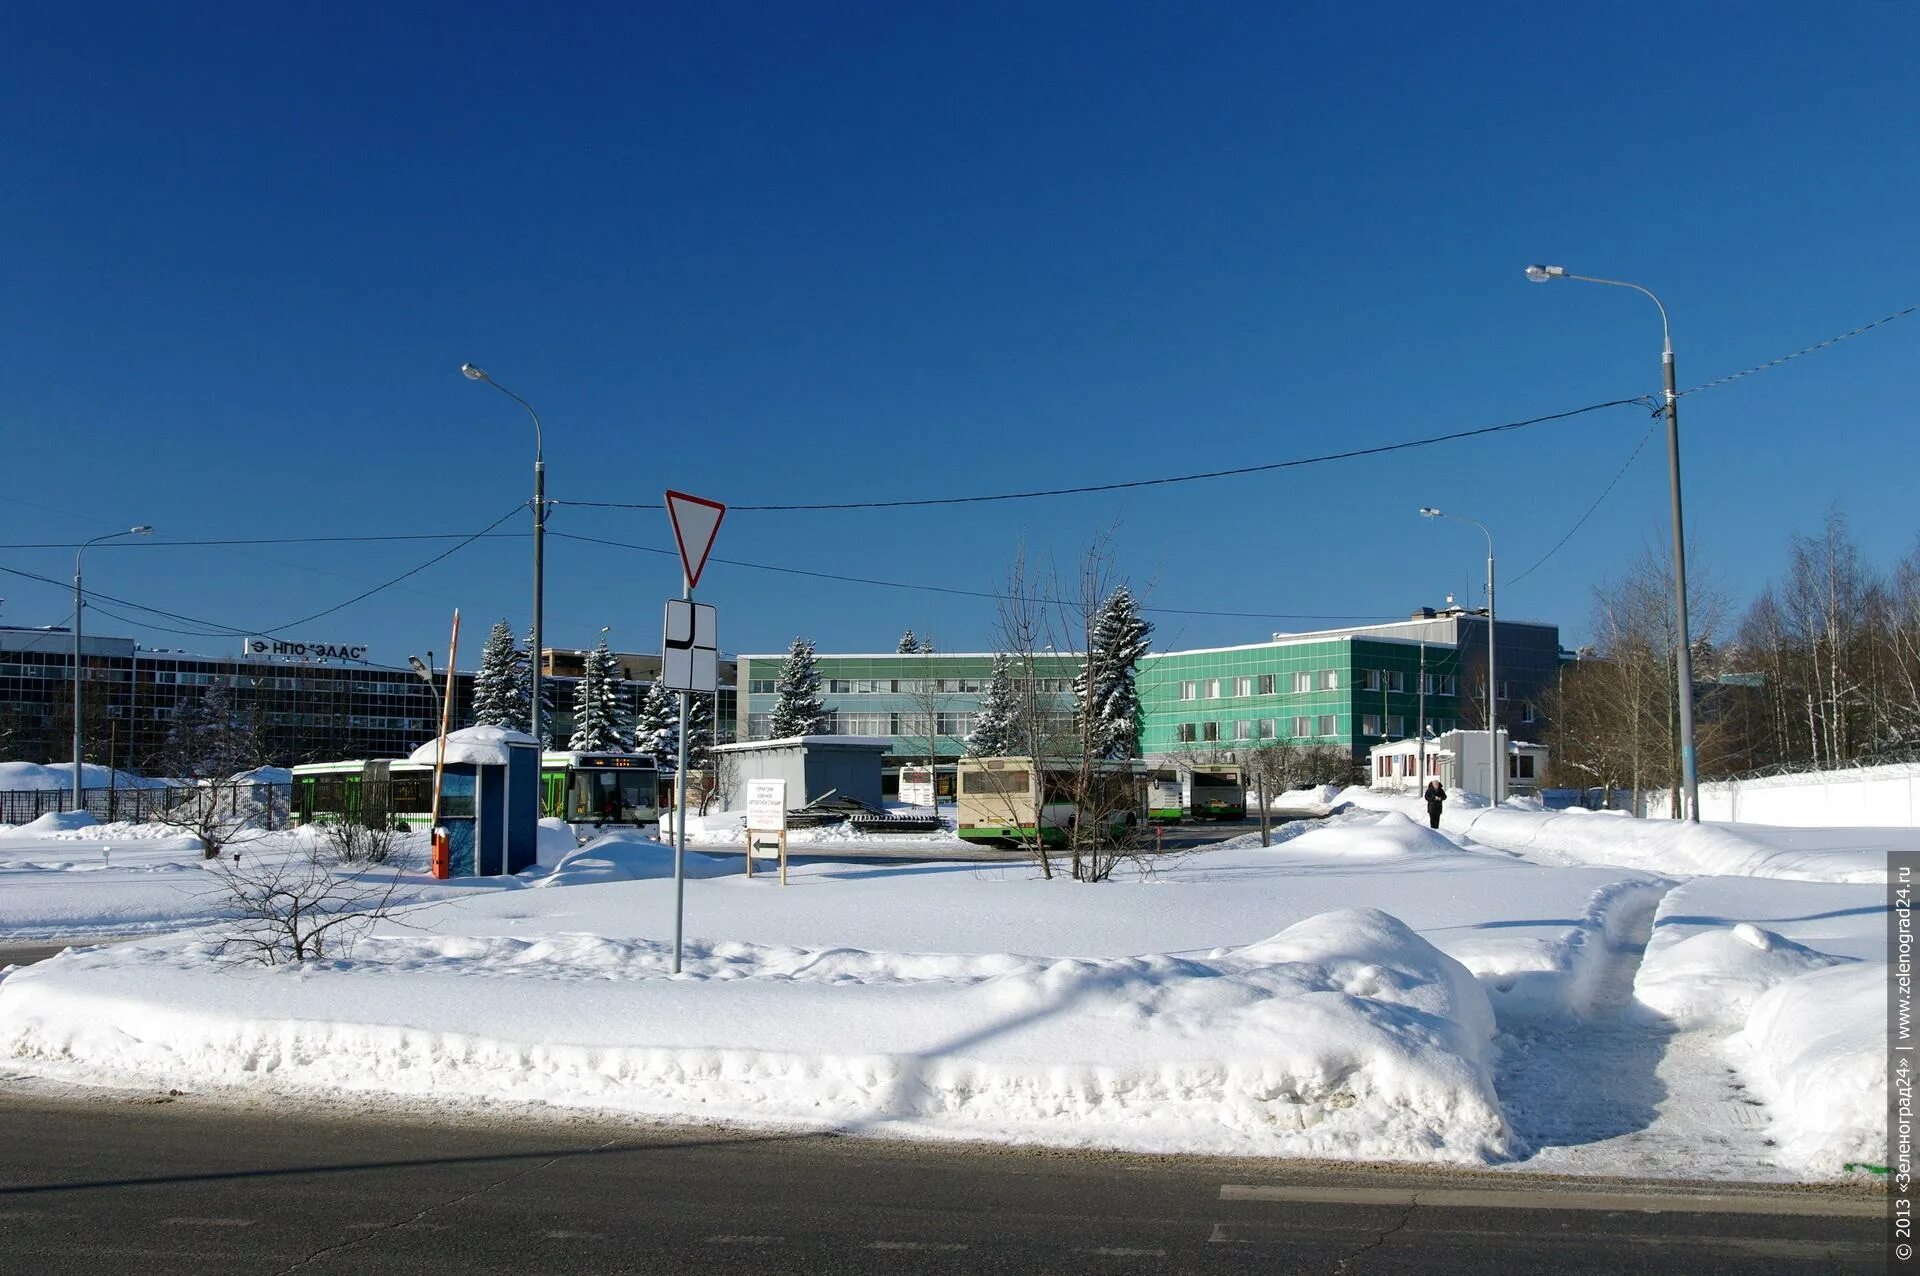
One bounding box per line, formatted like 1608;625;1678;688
1344;787;1909;882
0;907;1508;1162
1635;925;1848;1029
1649;761;1920;828
9;811;99;835
1740;963;1887;1172
406;726;540;767
0;761;172;792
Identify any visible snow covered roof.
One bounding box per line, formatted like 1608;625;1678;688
407;725;542;766
713;735;895;753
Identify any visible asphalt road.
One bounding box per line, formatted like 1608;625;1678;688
0;1092;1884;1274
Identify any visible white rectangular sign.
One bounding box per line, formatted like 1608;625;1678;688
746;778;787;832
661;600;718;693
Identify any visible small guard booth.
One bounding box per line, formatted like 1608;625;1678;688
712;735;893;809
408;726;541;876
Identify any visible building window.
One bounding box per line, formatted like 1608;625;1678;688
1423;673;1457;696
1291;716;1312;738
827;679;852;694
1510;754;1536;780
1257;718;1275;739
1387;715;1405;737
1291;672;1312;694
1176;723;1197;743
1316;670;1339;691
1201;721;1219;742
1257;674;1275;696
1498;680;1512;701
1365;670;1406;692
747;679;776;694
838;712;891;735
1204;678;1220;699
936;712;974;736
1317;714;1337;737
1234;676;1253;698
1522;701;1537;724
1362;714;1382;736
747;713;772;738
1179;680;1197;701
1234;720;1251;740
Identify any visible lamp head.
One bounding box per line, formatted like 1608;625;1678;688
130;525;154;535
408;655;431;681
1524;264;1567;283
1418;507;1442;518
459;362;488;382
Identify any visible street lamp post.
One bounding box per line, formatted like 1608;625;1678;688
73;526;153;806
1525;265;1699;821
460;363;547;746
1420;508;1499;806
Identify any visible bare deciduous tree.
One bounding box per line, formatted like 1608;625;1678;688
205;836;411;965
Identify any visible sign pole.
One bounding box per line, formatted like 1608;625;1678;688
672;569;690;975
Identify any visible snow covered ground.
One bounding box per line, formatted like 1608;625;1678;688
0;797;1901;1181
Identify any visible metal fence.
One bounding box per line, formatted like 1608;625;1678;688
0;783;294;829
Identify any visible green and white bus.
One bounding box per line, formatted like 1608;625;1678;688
1145;766;1184;822
291;751;661;833
1187;764;1247;820
954;757;1146;847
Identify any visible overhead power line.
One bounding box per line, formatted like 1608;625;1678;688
548;530;1393;623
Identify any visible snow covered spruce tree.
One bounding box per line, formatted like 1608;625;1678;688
964;653;1020;757
1075;584;1153;760
769;637;828;737
568;638;627;752
471;620;530;731
684;693;715;769
633;681;679;767
896;629;919;653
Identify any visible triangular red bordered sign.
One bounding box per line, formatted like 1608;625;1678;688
664;490;727;590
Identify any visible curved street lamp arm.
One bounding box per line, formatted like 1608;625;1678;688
1562;273;1673;357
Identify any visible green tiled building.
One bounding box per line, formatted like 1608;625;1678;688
737;607;1562;775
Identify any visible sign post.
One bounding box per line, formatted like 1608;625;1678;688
662;490;726;975
745;777;789;886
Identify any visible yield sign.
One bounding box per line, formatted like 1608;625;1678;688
664;490;726;590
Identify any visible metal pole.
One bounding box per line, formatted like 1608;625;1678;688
672;572;691;975
1487;546;1499;807
72;551;84;811
1663;350;1700;821
1525;271;1697;821
1417;643;1427;787
531;458;545;746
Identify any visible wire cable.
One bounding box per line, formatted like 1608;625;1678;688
1502;420;1661;589
1677;304;1916;397
547;530;1393;623
559;397;1652;513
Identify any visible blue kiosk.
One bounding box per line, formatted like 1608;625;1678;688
408;726;541;876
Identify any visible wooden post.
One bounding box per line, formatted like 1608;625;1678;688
779;828;788;886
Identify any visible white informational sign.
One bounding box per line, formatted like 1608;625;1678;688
746;778;788;831
661;600;718;693
899;766;935;808
664;489;727;590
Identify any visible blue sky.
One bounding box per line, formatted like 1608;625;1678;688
1;2;1914;668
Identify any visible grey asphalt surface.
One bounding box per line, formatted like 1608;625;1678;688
0;1091;1884;1274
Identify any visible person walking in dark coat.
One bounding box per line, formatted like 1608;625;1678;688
1423;779;1446;829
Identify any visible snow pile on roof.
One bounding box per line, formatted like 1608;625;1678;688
0;907;1507;1162
406;726;540;767
1739;963;1886;1171
1634;924;1849;1029
0;762;173;792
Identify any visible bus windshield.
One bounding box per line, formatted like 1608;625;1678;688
569;769;655;823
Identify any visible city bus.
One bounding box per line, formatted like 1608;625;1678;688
291;751;660;833
954;757;1146;846
1144;766;1184;822
1187;763;1247;819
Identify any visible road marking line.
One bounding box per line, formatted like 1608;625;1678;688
1207;1223;1254;1244
162;1217;254;1227
1219;1183;1880;1218
867;1240;968;1251
706;1235;783;1245
1086;1246;1169;1257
